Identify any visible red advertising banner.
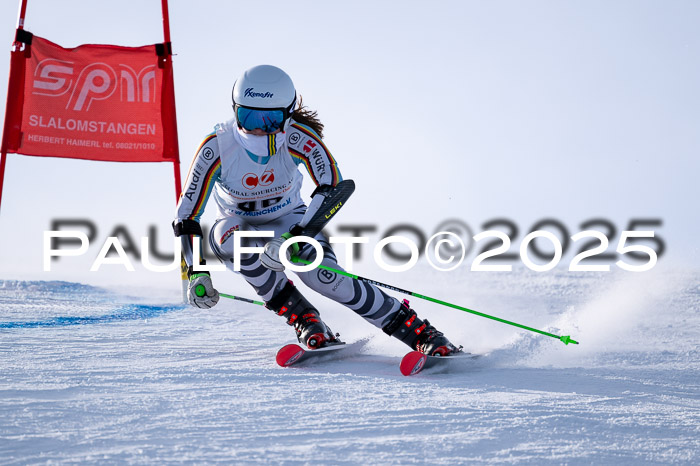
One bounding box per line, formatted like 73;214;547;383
3;34;178;163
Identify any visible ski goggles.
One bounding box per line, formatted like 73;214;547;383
235;105;290;133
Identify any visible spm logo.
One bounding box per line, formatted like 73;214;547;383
32;58;156;111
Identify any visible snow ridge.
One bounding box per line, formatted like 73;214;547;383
0;280;185;329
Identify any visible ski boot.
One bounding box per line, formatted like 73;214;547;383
382;299;461;356
266;281;338;349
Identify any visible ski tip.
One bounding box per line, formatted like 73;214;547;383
276;344;305;367
400;351;428;376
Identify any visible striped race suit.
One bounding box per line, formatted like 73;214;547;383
175;118;401;329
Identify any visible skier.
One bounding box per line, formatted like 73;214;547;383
173;64;460;356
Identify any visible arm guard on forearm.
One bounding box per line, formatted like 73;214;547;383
173;219;205;275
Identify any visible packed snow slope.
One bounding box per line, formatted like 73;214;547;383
0;265;698;464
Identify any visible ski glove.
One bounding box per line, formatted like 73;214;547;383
260;232;300;272
188;273;220;309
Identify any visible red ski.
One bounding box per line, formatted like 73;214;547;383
400;350;479;376
276;339;366;368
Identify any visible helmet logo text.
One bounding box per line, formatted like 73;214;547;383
244;87;274;99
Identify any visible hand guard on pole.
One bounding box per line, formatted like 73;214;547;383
259;180;355;272
188;272;220;309
261;232;300;272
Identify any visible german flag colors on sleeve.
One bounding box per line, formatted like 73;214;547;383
287;122;342;187
176;132;221;223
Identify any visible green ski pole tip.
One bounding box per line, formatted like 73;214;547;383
560;335;579;345
195;284;206;297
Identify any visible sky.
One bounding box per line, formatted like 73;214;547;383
0;0;698;293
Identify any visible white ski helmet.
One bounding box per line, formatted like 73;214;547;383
232;65;297;132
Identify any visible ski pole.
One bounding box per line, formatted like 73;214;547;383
220;293;265;306
195;285;265;306
290;257;579;346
